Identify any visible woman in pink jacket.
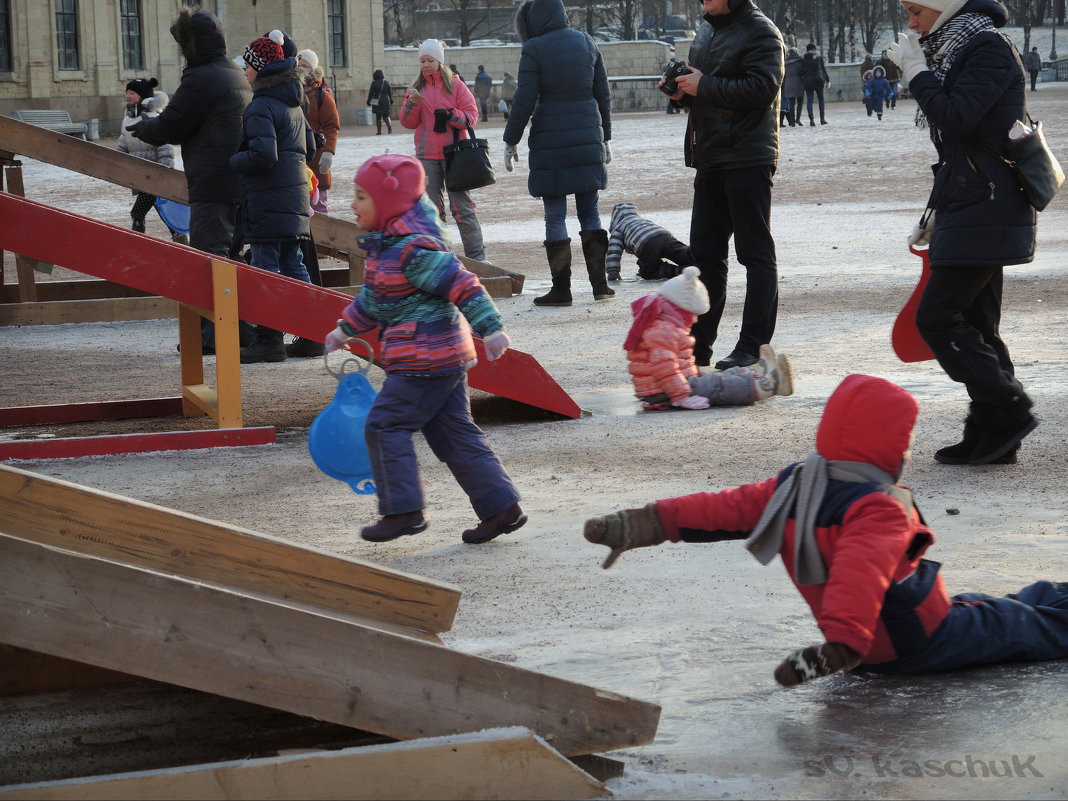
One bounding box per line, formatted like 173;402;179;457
399;39;487;262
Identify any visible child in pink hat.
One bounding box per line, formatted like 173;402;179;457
324;154;524;546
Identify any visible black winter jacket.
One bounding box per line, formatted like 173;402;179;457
229;60;316;243
681;0;783;171
503;0;611;198
908;0;1035;268
133;9;250;205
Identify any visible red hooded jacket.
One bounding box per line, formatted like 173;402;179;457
655;375;952;664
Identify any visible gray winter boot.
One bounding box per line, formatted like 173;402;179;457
579;229;615;300
753;344;793;400
533;239;574;307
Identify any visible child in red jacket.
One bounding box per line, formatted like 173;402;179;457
585;374;1068;685
626;267;792;411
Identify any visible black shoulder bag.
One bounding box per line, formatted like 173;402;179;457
443;122;496;193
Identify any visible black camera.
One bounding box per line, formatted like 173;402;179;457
313;131;326;150
660;59;692;95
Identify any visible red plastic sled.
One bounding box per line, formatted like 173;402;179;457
891;245;936;363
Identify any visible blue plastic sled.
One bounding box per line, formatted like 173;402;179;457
154;197;190;235
308;341;377;495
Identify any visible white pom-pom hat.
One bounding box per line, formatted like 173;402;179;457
658;266;710;315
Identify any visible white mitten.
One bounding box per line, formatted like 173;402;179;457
504;144;518;173
886;32;929;83
482;330;510;361
672;394;710;410
318;151;333;173
908;211;935;247
324;326;353;354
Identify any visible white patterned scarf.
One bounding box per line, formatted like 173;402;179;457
915;11;997;138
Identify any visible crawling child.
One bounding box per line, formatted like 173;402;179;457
607;202;694;281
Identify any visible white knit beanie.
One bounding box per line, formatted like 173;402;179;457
297;48;319;71
903;0;969;34
418;38;445;65
658;266;710;315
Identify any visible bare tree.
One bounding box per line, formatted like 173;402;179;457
857;0;885;56
384;0;413;46
616;0;639;39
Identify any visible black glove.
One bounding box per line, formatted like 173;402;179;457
433;108;450;133
583;503;666;569
127;120;145;140
774;642;861;687
313;130;326;151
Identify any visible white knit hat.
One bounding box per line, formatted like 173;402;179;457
297;48;319;71
418;38;445;65
658;266;710;315
903;0;968;34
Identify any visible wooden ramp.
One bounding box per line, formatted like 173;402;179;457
0;465;660;797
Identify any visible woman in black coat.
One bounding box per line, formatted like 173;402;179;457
367;69;393;135
888;0;1037;465
502;0;614;307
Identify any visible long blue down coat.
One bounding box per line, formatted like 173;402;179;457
502;0;611;198
229;60;316;243
907;0;1036;268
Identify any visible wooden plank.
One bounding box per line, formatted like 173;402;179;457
0;728;607;801
0;465;460;634
0;279;156;303
0;398;183;426
0;534;660;757
0;297;177;326
0;427;275;460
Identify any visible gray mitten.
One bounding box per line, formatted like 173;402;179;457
583;503;666;569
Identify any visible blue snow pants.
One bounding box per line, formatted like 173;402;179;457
863;581;1068;674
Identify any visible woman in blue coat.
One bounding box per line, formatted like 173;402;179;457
502;0;614;307
888;0;1037;465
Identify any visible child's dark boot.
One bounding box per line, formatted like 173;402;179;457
361;511;428;542
462;504;527;544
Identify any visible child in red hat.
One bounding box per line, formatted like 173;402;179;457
324;154;524;546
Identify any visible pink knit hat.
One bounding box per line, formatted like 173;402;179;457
354;154;425;229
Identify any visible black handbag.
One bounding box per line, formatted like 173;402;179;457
972;117;1064;211
443;122;496;192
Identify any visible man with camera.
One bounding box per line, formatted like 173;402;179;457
659;0;784;371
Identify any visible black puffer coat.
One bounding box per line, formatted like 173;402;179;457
229;60;316;243
681;0;783;171
133;9;250;204
907;0;1035;268
502;0;611;198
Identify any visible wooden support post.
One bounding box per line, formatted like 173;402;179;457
1;157;39;303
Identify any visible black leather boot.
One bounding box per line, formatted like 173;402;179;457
240;326;287;363
966;396;1037;465
533;239;573;307
579;229;614;301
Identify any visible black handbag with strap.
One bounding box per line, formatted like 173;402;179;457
969;118;1063;212
443;122;496;193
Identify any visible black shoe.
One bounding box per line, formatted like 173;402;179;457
176;341;215;355
462;504;527;544
968;414;1037;465
286;337;326;358
132;219;146;234
607;270;621;282
714;349;758;371
239;339;286;364
361;512;428;543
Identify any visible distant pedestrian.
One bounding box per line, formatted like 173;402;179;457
474;64;493;118
801;43;830;125
877;49;901;108
367;69;393;134
781;46;804;126
1025;46;1042;91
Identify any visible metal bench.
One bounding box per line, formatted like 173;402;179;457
9;109;88;139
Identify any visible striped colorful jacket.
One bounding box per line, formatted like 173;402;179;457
606;203;673;275
339;194;503;375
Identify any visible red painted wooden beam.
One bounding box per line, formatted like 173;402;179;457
0;427;276;460
0;193;581;418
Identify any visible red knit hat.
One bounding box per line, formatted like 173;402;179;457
243;35;284;72
354;154;425;229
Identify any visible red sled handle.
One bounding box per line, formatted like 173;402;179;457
891;245;936;363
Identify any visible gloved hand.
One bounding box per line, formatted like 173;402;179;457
482;330;510;361
433;108;450;133
318;151;333;173
886;31;929;83
605;141;613;165
908;211;935;247
504;143;519;172
774;642;861;687
672;394;710;410
324;326;353;354
583;503;666;569
127;120;145;140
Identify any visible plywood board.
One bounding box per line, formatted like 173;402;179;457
0;533;660;758
0;728;607;800
0;465;460;634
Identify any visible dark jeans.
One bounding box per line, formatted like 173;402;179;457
805;86;826;120
365;371;520;519
1029;70;1039;91
863;581;1068;674
689;166;778;363
915;264;1024;408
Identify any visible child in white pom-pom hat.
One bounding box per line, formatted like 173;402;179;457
324;154;523;547
624;266;793;411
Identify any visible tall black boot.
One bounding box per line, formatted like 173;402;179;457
240;326;286;363
579;229;614;301
533;239;573;307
